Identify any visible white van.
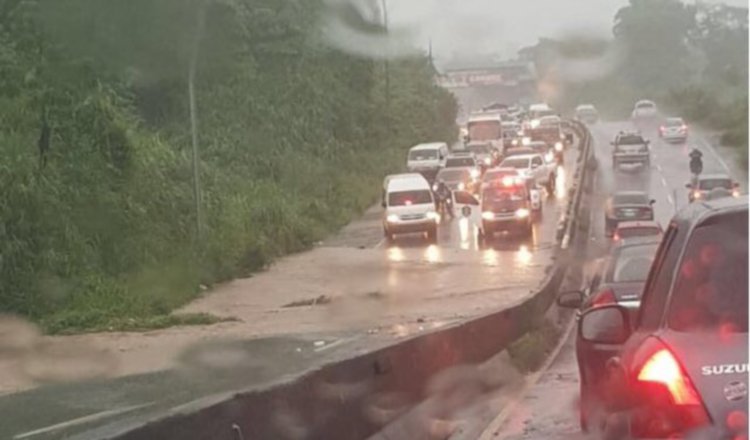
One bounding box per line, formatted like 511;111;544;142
382;174;439;243
407;142;449;181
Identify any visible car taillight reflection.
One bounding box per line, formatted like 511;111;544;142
631;342;710;438
592;289;616;306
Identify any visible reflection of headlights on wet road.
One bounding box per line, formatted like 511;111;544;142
424;245;441;264
426;211;440;221
515;208;530;219
387;214;399;223
482;211;495;220
516;245;533;266
554;142;563;152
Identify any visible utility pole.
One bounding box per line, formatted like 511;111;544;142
188;3;207;240
380;0;390;111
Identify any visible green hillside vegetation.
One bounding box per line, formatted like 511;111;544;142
0;0;457;333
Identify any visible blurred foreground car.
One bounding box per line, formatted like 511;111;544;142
686;173;740;203
557;238;661;431
605;191;656;236
576;196;748;439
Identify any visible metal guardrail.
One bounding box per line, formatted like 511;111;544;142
559;120;593;250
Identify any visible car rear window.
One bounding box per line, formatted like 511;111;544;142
613;193;649;205
637;102;655;109
388;190;432;206
617;135;646;145
467;145;490;155
698;178;732;191
501;158;530;169
617;226;661;239
665;118;684;127
438;169;470;181
668;211;748;333
607;244;659;283
409;149;437;160
446;157;475;167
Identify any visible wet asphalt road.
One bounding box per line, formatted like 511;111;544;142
0;144;576;438
473;119;747;440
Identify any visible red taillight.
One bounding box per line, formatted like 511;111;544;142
592;288;616;306
631;340;710;438
613;232;620;241
638;349;701;405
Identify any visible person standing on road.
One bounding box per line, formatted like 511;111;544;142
689;147;703;185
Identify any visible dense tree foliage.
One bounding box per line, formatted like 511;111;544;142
0;0;457;332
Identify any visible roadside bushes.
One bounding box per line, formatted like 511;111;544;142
0;0;457;332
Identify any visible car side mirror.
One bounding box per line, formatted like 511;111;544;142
733;182;740;188
557;290;584;309
649;199;656;205
685;183;692;189
579;305;631;344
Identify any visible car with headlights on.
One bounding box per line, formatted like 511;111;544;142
574;196;748;439
557;237;661;431
605;191;656;236
465;141;498;169
478;176;541;241
499;154;557;194
382;174;439;243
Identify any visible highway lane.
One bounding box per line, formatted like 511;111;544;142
473;118;747;440
0;143;578;439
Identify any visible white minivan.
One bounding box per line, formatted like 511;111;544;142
382;174;439;243
407;142;449;181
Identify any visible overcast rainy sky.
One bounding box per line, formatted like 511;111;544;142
387;0;749;62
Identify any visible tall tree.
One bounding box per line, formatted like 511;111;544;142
613;0;697;91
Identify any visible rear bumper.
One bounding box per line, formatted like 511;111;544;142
662;133;687;141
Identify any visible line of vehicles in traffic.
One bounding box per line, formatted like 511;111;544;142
383;102;572;244
554;99;748;439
